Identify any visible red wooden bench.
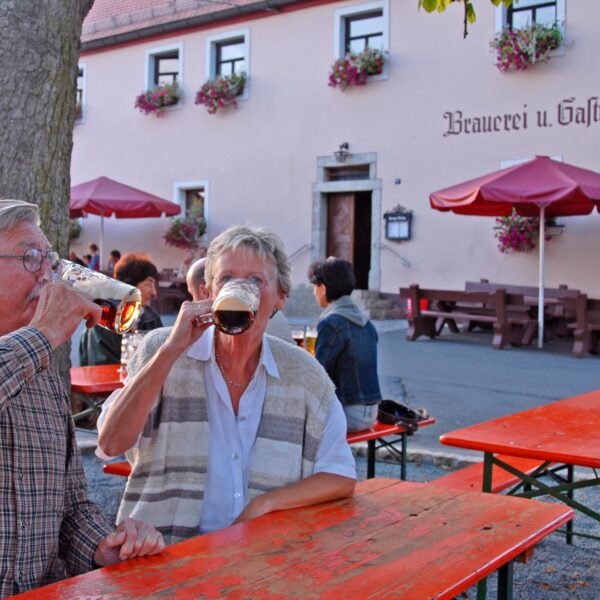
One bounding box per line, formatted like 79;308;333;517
432;455;550;494
103;417;436;481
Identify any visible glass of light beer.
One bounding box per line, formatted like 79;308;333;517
197;279;259;335
52;260;142;334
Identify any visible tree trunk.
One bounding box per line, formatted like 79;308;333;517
0;0;94;388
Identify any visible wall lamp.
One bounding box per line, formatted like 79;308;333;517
334;142;350;162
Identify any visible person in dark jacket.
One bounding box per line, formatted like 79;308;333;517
308;257;382;431
79;253;162;366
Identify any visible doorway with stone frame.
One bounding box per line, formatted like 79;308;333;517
312;152;382;291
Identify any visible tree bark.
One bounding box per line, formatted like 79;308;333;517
0;0;94;387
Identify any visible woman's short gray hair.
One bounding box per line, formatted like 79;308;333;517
0;199;39;233
205;225;292;296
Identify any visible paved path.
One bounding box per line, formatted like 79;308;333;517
375;321;600;461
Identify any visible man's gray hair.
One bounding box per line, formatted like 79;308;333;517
205;225;292;296
0;199;39;232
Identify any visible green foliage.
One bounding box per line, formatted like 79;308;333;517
418;0;514;37
163;210;207;250
68;219;81;242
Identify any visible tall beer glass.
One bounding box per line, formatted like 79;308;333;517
197;279;259;335
53;260;142;334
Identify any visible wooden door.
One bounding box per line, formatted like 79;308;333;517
327;193;355;262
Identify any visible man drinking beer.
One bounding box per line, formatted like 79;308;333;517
0;199;165;597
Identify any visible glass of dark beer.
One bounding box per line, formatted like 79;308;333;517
197;279;259;335
52;260;142;334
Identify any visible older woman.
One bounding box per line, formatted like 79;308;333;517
97;226;355;544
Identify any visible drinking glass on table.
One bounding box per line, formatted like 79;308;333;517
291;327;306;348
120;330;147;374
51;260;141;334
305;327;318;355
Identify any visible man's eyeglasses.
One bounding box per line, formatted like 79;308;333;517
215;274;274;290
0;248;60;273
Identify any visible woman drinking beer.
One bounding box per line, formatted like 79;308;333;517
96;226;355;545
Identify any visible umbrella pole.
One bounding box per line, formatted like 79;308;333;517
100;213;105;271
537;207;546;349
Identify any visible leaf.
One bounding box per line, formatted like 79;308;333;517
419;0;439;13
466;2;476;23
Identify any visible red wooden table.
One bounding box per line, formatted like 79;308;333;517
71;364;125;395
440;390;600;539
70;365;124;424
13;478;571;600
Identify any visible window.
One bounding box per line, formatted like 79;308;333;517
507;0;558;29
145;43;184;92
206;29;250;100
154;50;179;85
216;37;245;76
496;0;565;34
76;64;86;122
334;1;389;79
173;181;209;239
344;11;384;53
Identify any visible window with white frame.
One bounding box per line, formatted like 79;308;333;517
145;43;184;92
76;64;86;122
173;181;209;238
496;0;565;32
206;29;250;95
334;1;389;78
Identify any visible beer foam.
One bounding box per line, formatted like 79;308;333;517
213;295;249;312
72;276;129;300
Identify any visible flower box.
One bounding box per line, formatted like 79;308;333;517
328;47;386;91
194;72;246;115
135;82;181;117
491;22;563;73
164;210;207;250
494;212;562;253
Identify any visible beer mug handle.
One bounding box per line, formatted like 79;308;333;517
195;313;214;326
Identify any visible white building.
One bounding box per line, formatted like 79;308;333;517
72;0;600;301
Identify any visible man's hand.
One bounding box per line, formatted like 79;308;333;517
162;300;212;355
93;517;165;566
28;282;102;349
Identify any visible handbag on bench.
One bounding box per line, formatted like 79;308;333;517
378;400;429;436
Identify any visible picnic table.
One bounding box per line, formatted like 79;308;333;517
70;364;124;424
440;389;600;541
12;478;572;600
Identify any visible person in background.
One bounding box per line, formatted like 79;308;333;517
107;249;121;273
186;257;295;344
79;253;162;366
97;226;355;545
307;257;382;432
82;254;92;267
88;243;100;270
0;199;164;596
69;250;86;266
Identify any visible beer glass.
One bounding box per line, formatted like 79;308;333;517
305;326;318;355
52;260;142;334
197;279;259;335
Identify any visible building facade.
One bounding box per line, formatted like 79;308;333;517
72;0;600;297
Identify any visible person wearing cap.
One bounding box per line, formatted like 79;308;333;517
0;199;165;596
79;253;163;366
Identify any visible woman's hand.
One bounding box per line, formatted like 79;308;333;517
163;300;212;355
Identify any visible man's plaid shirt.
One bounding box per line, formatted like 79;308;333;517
0;327;111;597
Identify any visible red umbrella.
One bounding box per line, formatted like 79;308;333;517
430;156;600;347
70;176;181;268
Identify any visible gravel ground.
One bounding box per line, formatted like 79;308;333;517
82;451;600;599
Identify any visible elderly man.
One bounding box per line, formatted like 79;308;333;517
186;257;295;343
0;199;164;597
